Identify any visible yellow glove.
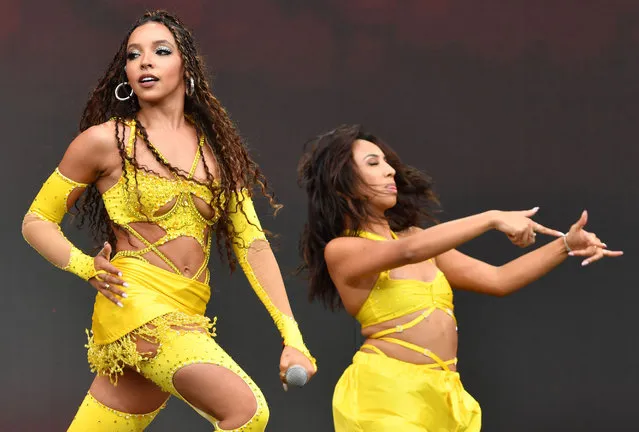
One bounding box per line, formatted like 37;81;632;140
228;189;316;369
23;168;97;281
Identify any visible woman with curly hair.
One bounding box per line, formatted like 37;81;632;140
22;10;316;431
297;124;621;431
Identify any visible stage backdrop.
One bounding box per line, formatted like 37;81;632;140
2;1;637;431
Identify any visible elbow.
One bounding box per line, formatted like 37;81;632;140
491;286;509;297
21;216;31;241
491;278;525;297
487;269;510;297
401;245;418;266
401;240;427;266
21;213;38;245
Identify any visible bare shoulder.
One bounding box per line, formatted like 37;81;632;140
58;120;122;182
324;236;379;297
72;120;120;153
324;236;364;263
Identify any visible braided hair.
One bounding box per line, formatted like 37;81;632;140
76;10;278;270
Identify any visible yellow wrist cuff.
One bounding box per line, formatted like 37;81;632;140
65;246;98;281
279;315;317;370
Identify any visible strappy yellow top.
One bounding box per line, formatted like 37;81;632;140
104;119;217;282
354;230;456;329
23;117;317;380
352;230;459;371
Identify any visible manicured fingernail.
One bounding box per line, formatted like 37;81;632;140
123;282;129;287
121;293;128;298
602;243;607;248
581;261;589;266
568;252;574;256
117;302;124;308
118;272;123;277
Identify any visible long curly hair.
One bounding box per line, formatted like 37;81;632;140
297;124;440;309
76;10;278;270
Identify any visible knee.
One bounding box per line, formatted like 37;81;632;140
217;392;269;431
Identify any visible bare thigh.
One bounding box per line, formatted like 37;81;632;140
89;368;170;414
173;363;258;428
136;327;264;430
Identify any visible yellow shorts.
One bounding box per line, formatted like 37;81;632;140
333;352;481;431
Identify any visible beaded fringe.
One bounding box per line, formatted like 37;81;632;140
86;311;216;384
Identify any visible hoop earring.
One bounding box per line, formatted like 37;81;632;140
186;77;195;97
115;82;134;101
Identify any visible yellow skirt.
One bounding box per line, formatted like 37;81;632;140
333;352;481;432
86;257;215;383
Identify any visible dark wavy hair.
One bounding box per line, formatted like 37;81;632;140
297;124;440;309
76;10;278;269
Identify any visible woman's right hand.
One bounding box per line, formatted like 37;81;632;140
492;207;564;247
89;242;128;307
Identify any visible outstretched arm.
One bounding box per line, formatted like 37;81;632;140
228;190;317;375
21;122;127;305
437;210;623;296
326;207;562;286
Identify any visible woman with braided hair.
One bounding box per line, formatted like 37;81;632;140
22;10;316;431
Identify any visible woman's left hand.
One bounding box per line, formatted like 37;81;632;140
279;346;316;391
564;210;623;266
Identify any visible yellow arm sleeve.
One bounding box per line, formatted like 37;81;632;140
22;168;98;281
228;190;316;369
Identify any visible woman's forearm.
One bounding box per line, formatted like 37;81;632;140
228;190;316;367
402;211;497;264
495;237;568;295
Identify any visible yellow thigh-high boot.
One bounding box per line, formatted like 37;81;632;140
138;330;269;432
67;391;165;432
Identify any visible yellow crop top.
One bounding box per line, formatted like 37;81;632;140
354;230;456;329
103;119;216;282
22;118;316;368
352;230;458;371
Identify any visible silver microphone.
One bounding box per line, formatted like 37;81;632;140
284;365;308;390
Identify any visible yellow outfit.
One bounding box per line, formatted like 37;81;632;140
23;118;315;431
332;231;481;431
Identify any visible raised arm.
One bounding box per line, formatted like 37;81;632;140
228;190;317;374
21;122;127;305
326;207;562;286
436;210;623;296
